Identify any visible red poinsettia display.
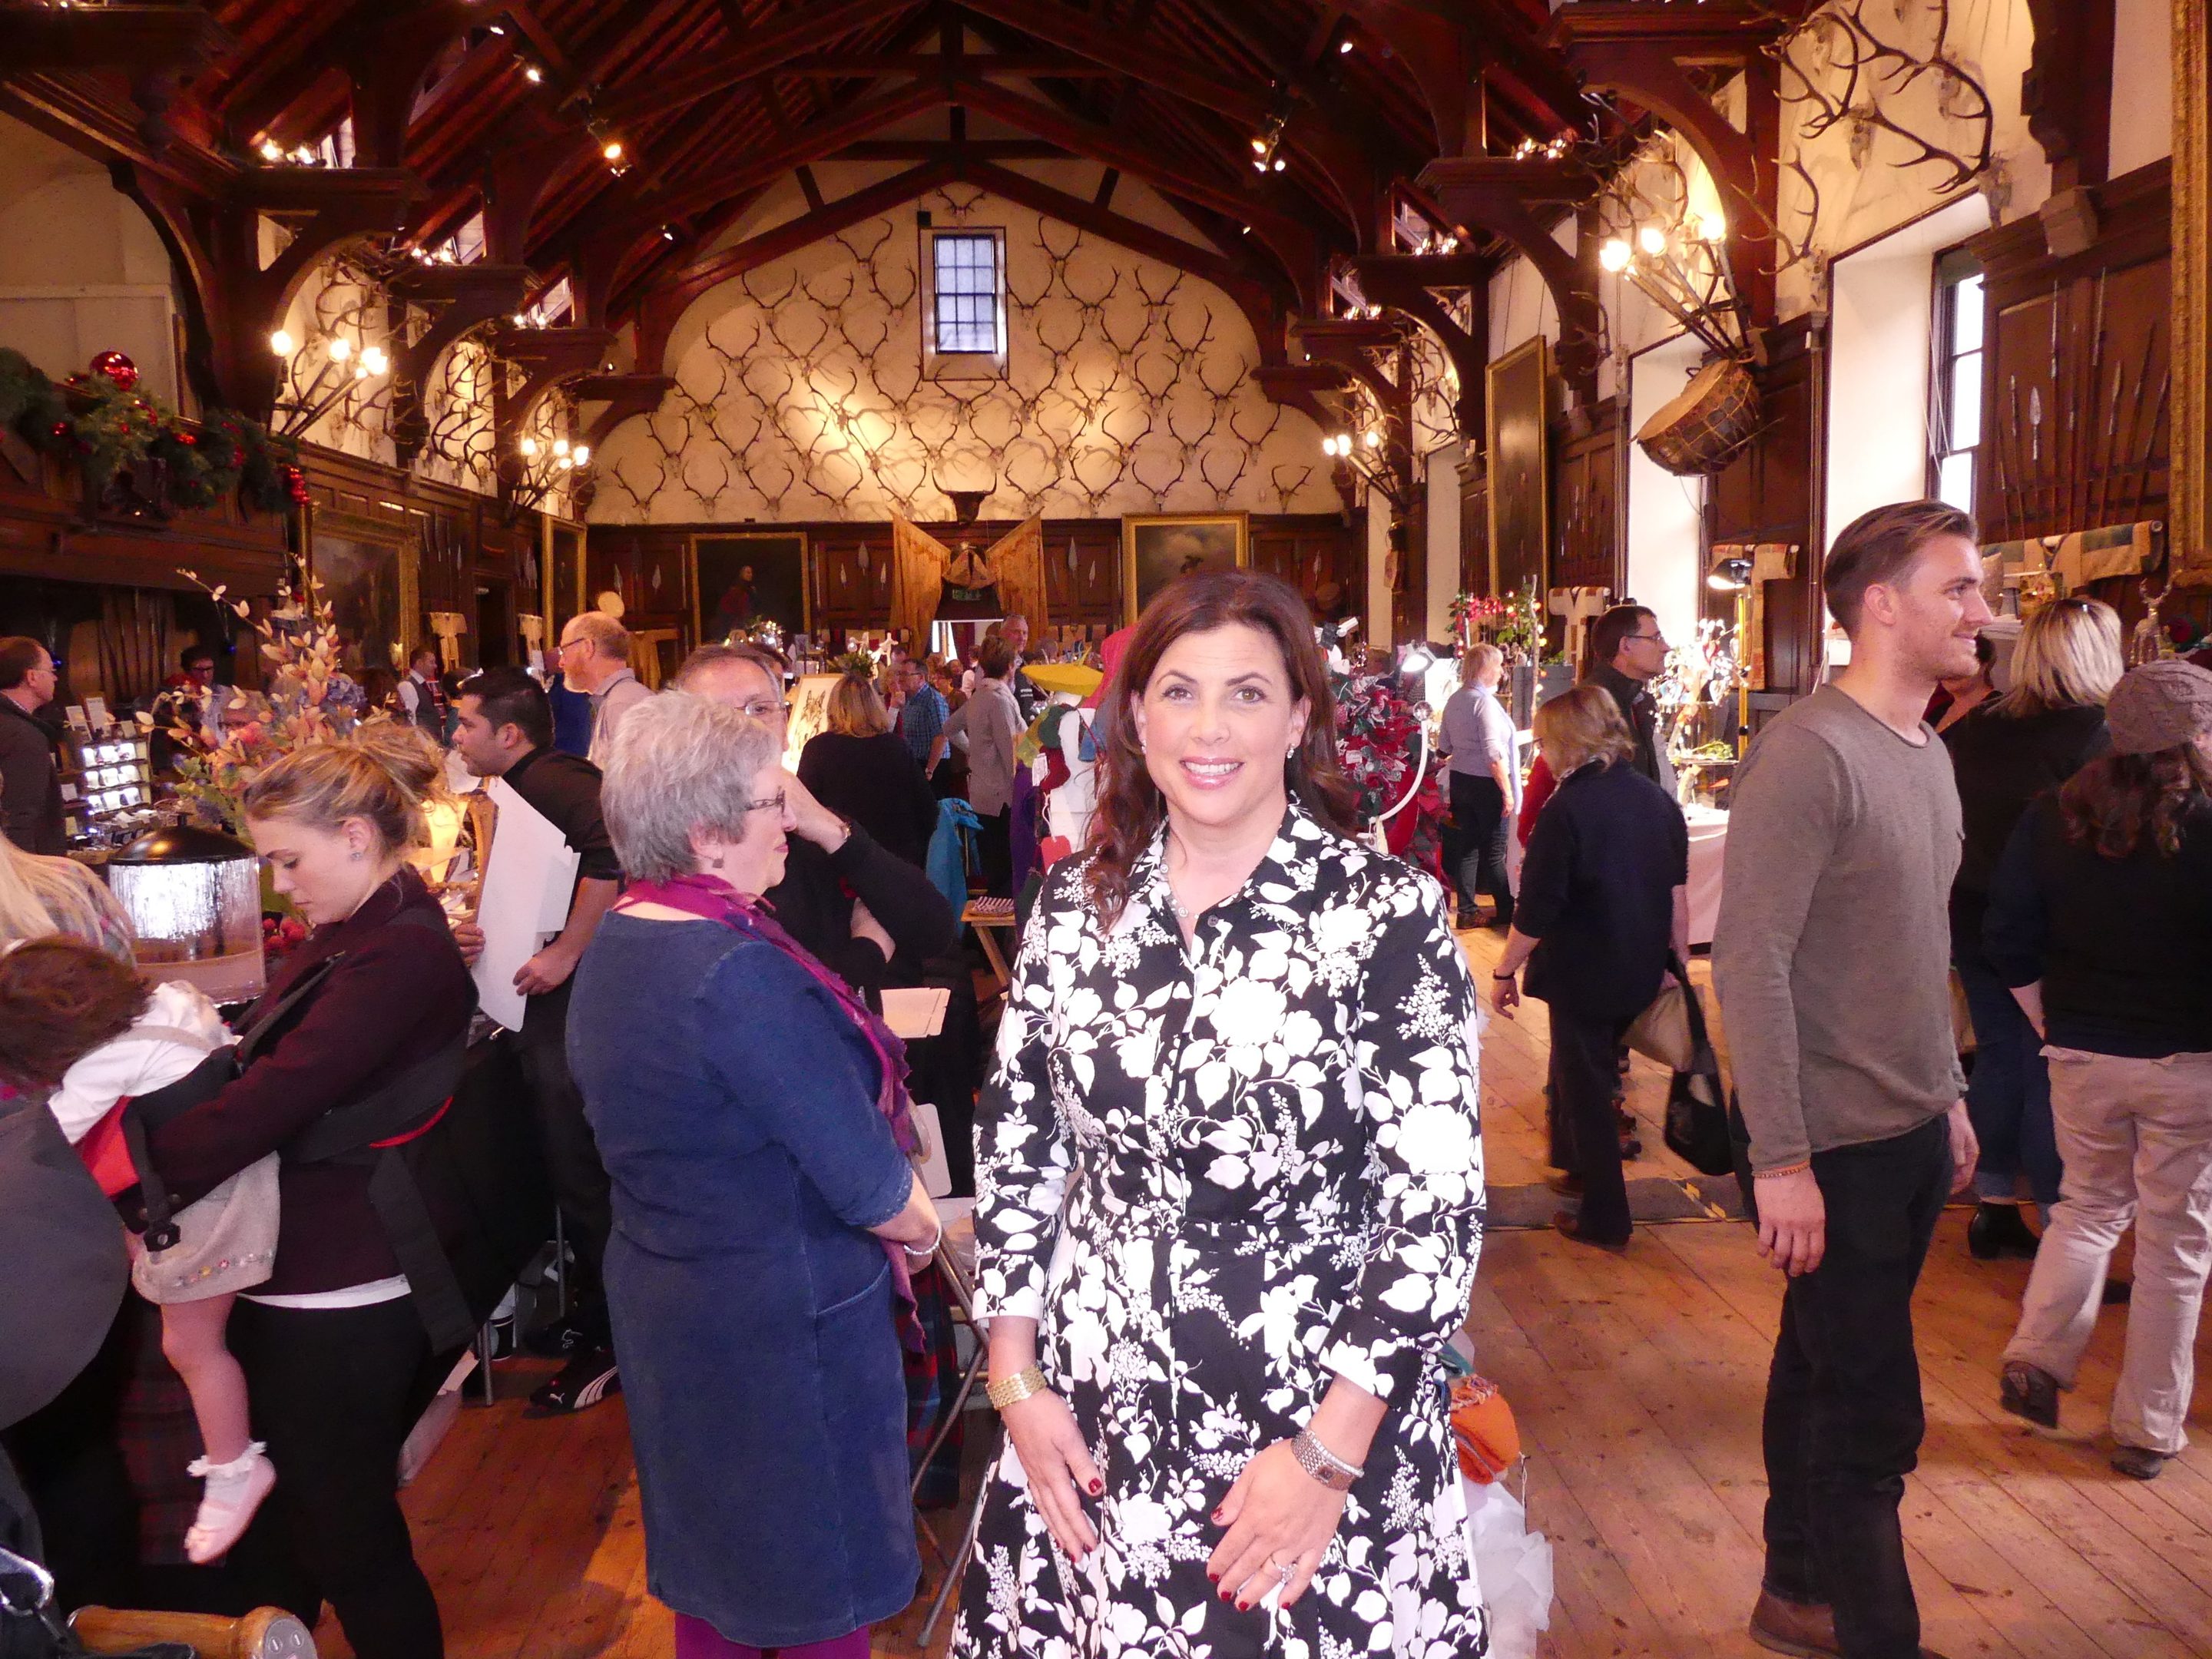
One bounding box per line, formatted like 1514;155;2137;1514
1333;669;1450;882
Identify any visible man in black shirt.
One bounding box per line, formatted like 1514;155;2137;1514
1585;604;1673;790
452;667;624;1415
0;637;65;855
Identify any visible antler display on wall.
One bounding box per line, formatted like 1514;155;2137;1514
591;187;1332;525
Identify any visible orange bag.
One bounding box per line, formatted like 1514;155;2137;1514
1449;1374;1522;1483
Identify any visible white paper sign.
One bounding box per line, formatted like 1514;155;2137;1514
470;775;580;1033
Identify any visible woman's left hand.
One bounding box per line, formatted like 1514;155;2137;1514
1206;1440;1347;1612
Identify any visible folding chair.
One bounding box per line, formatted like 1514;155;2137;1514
913;1220;996;1647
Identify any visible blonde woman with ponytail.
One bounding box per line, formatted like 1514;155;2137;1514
135;738;473;1659
0;833;133;959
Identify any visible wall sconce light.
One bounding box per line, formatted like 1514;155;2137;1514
270;330;392;437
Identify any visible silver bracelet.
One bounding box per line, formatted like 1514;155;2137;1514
1290;1428;1363;1492
902;1224;942;1260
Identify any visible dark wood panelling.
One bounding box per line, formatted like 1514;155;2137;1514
1706;320;1821;709
1551;400;1622;596
1970;161;2172;546
1967;159;2197;639
588;514;1360;650
1459;457;1489;601
298;442;541;670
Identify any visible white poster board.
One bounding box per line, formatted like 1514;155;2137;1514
470;775;579;1032
782;672;841;773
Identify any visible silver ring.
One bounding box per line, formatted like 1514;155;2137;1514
1275;1558;1294;1585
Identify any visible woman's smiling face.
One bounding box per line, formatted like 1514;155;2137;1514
1132;622;1308;838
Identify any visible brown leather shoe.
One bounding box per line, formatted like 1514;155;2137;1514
1748;1590;1837;1657
1551;1209;1629;1252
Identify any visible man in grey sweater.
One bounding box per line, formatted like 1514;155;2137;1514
1715;500;1985;1659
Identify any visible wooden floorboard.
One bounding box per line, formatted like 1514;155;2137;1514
323;929;2212;1657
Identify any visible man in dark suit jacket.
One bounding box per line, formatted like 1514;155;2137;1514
0;637;65;855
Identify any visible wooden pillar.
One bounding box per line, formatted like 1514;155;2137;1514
2176;0;2212;584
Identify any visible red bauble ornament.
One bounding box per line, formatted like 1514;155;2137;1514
90;350;139;391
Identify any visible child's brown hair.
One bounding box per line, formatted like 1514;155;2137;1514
0;938;148;1092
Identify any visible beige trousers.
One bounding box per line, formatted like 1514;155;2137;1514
2003;1045;2212;1455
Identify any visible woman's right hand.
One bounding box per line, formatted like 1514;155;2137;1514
999;1386;1102;1563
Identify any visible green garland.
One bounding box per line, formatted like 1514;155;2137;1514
0;348;296;517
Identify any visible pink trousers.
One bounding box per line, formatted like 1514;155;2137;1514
672;1613;871;1659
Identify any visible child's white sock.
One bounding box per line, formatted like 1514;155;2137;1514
184;1439;276;1565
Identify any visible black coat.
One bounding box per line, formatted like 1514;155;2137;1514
0;697;65;855
1518;759;1689;1021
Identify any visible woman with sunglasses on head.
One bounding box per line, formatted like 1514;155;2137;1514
568;692;942;1658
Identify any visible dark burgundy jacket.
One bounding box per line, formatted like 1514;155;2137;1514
149;866;475;1295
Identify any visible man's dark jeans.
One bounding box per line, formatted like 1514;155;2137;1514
1760;1112;1952;1659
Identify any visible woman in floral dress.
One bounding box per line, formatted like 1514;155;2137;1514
953;571;1488;1659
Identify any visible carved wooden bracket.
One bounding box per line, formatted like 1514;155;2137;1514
0;5;230;151
386;263;531;464
1548;0;1786;327
1291;316;1416;511
1252;360;1349;431
119;163;426;417
571;373;677;453
495;326;618;455
329;2;481;169
1418;157;1603;407
1346;253;1488;439
2020;0;2114;192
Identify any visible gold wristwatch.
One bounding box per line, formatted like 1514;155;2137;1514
985;1363;1050;1409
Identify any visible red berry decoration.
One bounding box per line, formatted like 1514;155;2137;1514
90;350;139;391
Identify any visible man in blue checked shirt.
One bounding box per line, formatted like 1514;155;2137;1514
894;654;949;777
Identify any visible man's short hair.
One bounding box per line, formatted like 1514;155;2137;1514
409;645;439;670
180;644;216;671
1823;500;1978;636
671;641;786;690
565;611;631;664
978;639;1015;680
0;637;47;690
459;666;553;750
1588;605;1656;671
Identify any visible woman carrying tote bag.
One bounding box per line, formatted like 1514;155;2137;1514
1491;687;1690;1249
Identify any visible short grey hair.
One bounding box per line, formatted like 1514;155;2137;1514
564;610;631;664
600;692;780;883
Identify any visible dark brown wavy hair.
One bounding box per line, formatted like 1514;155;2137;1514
2058;742;2212;860
0;937;148;1092
1084;569;1356;926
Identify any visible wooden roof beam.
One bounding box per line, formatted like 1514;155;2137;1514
588;0;926;127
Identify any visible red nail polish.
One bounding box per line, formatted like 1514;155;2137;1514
1089;1479;1104;1495
1206;1571;1219;1584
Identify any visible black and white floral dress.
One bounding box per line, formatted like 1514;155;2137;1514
952;804;1488;1659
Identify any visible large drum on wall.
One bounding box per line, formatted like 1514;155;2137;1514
1636;356;1760;477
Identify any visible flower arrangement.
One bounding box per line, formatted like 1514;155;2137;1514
830;648;878;677
1651;618;1742;758
1449;580;1551;664
166;560;368;834
1333;669;1449;878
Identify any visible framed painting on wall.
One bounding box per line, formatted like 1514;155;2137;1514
1485;336;1551;603
1121;513;1250;624
308;505;419;682
693;532;810;646
543;516;585;639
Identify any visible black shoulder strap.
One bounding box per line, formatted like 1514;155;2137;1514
284;1035;467;1165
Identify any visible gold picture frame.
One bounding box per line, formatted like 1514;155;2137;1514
1121;512;1250;624
691;531;810;646
541;515;587;631
1485;336;1551;602
305;502;419;677
2174;0;2210;586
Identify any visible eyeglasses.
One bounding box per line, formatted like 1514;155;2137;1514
742;789;786;816
1626;632;1667;647
739;698;790;721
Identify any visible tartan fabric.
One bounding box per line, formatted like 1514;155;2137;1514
902;1262;965;1511
114;1298;199;1565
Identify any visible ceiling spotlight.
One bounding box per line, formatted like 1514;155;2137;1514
486;20;505;34
660;225;678;242
1250;136;1268;156
524;64;543;84
601;138;624;161
1272;157;1286;171
1339;37;1354;53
